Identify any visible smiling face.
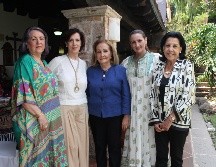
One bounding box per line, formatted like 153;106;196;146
27;30;45;56
66;32;81;56
130;33;147;56
163;37;182;63
96;42;112;67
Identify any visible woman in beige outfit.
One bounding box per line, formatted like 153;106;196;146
48;28;89;167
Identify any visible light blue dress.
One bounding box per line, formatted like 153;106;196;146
121;52;158;167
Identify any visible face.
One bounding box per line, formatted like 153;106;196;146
130;33;147;56
163;37;182;62
96;42;112;66
66;32;81;55
27;30;45;56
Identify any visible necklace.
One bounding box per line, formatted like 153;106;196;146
164;71;171;75
163;67;172;76
67;55;79;93
164;62;175;76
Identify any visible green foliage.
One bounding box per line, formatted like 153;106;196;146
167;0;216;33
167;0;216;91
203;113;216;148
207;0;216;23
196;74;208;82
187;23;216;88
210;114;216;128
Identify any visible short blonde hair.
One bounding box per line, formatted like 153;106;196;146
91;39;119;66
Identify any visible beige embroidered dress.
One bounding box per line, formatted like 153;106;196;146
121;52;158;167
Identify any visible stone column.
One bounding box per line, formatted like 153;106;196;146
62;5;122;66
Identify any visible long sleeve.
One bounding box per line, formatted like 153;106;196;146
87;65;131;118
149;62;163;125
120;66;131;115
149;60;195;129
173;61;196;121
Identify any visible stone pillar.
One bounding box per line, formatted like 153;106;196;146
62;5;122;66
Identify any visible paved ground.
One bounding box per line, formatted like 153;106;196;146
190;104;216;167
90;104;216;167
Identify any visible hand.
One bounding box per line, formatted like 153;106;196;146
37;113;48;131
154;123;164;132
122;115;130;131
159;118;172;131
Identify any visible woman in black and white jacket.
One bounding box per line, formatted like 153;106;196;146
149;31;196;167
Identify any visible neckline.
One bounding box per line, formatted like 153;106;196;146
100;65;112;72
133;51;148;61
67;56;79;61
31;56;45;67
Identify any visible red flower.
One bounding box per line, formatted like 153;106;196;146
40;84;49;96
33;69;39;80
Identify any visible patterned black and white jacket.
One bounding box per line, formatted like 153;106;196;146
149;59;196;130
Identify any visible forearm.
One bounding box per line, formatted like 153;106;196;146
22;103;44;118
22;103;48;131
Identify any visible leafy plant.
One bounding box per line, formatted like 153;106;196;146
187;23;216;93
196;74;208;82
167;0;216;95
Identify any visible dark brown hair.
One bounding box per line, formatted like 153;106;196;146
63;28;85;52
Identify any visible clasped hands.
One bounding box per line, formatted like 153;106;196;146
154;117;173;132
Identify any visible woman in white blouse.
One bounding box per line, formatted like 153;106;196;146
48;28;88;167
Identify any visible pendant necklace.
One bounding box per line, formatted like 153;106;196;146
163;67;172;76
67;55;80;93
164;71;171;75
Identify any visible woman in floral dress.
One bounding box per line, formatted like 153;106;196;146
11;26;67;167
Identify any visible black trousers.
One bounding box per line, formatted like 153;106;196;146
155;127;189;167
89;115;123;167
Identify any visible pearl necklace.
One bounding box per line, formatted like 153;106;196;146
67;55;79;93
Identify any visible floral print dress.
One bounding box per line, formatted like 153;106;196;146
121;52;158;167
11;54;68;167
